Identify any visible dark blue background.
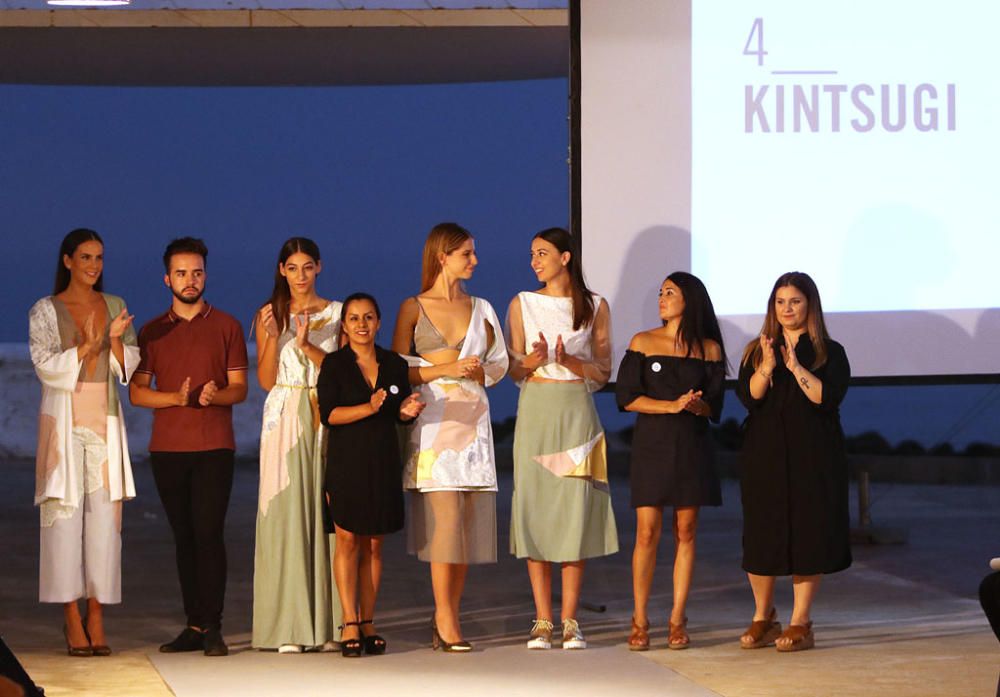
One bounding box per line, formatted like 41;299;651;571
2;80;997;443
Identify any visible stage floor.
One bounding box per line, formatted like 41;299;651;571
2;458;997;697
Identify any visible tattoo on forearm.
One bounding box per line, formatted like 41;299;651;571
800;376;810;389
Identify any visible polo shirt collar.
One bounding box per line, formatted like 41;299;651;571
168;302;213;323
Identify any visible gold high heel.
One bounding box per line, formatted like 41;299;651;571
431;615;471;653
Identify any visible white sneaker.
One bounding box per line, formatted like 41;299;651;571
278;644;303;654
526;619;554;650
562;619;587;650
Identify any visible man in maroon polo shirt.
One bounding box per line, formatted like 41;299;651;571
130;237;248;657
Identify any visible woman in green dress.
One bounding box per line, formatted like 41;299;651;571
252;237;343;653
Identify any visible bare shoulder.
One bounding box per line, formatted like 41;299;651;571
396;296;419;320
628;329;656;353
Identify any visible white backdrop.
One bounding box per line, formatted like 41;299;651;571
579;0;1000;378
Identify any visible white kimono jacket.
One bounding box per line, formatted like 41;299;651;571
402;296;509;492
28;294;139;511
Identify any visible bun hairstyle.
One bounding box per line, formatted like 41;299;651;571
420;222;472;293
741;271;830;370
533;227;595;331
54;228;104;294
263;237;322;335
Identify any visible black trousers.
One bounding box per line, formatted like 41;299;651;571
151;449;234;631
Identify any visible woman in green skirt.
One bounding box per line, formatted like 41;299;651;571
506;227;618;651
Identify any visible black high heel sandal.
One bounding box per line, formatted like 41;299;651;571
338;621;363;658
359;619;386;655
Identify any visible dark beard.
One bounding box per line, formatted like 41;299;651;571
172;287;204;305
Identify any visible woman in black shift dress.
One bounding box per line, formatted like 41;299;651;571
736;272;850;653
616;272;726;651
317;293;425;657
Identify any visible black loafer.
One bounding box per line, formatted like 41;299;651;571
203;628;229;657
159;627;205;653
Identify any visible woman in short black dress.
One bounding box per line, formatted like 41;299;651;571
736;272;850;653
317;293;425;657
616;272;726;651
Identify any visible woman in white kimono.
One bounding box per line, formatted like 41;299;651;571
29;228;138;656
253;237;342;653
392;222;508;652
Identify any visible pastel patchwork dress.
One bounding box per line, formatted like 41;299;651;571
29;293;138;603
402;297;509;564
252;301;343;649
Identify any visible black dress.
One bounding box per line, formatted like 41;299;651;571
317;344;412;536
736;336;852;576
616;350;725;508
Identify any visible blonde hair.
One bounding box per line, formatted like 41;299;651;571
420;222;472;292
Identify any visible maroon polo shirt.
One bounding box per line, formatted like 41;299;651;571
136;303;248;453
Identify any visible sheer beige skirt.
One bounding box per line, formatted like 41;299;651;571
407;490;497;564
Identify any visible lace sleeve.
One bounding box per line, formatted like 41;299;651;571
28;298;82;391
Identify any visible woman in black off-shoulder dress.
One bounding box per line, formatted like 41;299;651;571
616;272;726;651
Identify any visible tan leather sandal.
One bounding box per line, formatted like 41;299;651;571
667;617;689;650
627;617;650;651
740;607;782;649
775;622;814;652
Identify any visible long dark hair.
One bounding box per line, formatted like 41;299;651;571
664;271;728;373
741;271;831;370
534;227;594;331
420;223;472;293
264;237;322;334
54;228;104;294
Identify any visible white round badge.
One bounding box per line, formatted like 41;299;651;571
651;362;662;373
389;385;399;395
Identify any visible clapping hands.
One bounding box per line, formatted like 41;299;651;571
258;304;280;338
779;331;801;371
758;334;777;376
108;308;134;339
399;393;426;420
293;312;310;348
369;388;387;413
670;389;703;414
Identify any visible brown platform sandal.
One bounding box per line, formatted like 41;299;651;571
667;617;689;650
775;622;814;652
740;607;782;649
627;617;650;651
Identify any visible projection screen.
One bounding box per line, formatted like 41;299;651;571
578;0;1000;380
